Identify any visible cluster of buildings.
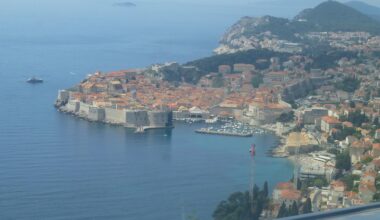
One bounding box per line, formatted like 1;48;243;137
55;23;380;216
305;32;380;51
214;32;303;55
215;29;380;55
268;52;380;215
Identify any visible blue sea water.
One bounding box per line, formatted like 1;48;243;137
0;0;293;219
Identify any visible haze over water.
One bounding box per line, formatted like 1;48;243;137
0;0;294;219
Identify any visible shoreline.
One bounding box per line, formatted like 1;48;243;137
56;100;291;160
258;124;289;158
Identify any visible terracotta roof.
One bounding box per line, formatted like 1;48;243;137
359;182;376;193
373;143;380;150
321;116;341;124
372;158;380;167
351;141;367;149
345;191;358;198
280;189;301;200
342;121;354;128
276;182;294;190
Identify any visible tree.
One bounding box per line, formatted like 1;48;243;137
302;198;312;214
335;150;351;171
331;127;359;141
251;74;263;88
346;110;369;127
287;100;299;109
361;156;373;165
213;183;270;220
290;201;299;216
277;202;288;218
302;177;328;188
296;178;302;190
373;193;380;202
213;191;252;220
313;177;328;188
335;77;360;92
252;184;260;200
277;111;295;123
263;181;269;198
327;148;339;155
340;174;360;191
349;101;356;108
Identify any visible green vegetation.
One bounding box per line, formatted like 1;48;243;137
346;1;380;22
361;156;373;165
186;49;290;73
304;50;358;70
212;73;225;88
313;178;328;188
213;182;269;220
277;201;299;218
287;100;299;109
340;174;360;191
301;177;329;188
330;126;361;141
226;1;380;47
296;1;380;34
373;193;380;202
277;111;295;123
335;150;351;171
302;198;312;214
277;202;288;218
376;176;380;190
243;16;298;41
335;77;360;92
156;65;203;84
251;74;263;88
341;110;369;127
327;148;340;155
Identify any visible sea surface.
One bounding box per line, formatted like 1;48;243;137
0;0;293;219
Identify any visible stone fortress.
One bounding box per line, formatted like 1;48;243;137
56;90;173;131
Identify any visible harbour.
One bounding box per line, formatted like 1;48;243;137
195;121;268;137
0;1;295;219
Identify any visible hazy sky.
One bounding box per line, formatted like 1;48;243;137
150;0;380;7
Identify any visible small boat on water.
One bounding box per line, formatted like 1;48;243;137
135;127;145;133
27;77;43;84
249;144;256;156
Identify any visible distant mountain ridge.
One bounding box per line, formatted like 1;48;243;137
294;0;380;33
215;0;380;54
345;1;380;21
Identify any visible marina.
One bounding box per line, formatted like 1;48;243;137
195;121;267;137
195;128;253;137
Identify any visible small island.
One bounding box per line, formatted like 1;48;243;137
113;2;136;7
